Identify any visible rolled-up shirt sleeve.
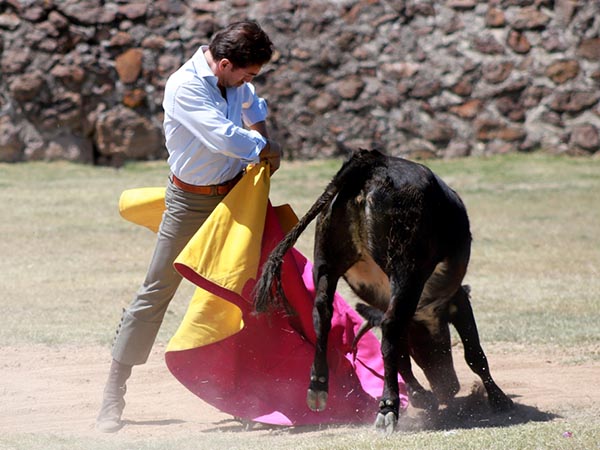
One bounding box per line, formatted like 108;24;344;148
170;81;267;163
241;82;268;126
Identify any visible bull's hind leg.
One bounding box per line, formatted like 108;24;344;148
306;266;340;413
376;275;437;433
307;195;360;413
450;287;513;411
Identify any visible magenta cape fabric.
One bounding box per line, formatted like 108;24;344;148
166;203;408;426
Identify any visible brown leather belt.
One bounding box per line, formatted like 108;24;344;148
170;172;243;196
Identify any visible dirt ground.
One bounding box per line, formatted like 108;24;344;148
1;344;599;440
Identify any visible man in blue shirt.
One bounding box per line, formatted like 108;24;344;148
96;21;282;433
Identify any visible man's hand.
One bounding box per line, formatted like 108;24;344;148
250;121;281;174
259;140;282;174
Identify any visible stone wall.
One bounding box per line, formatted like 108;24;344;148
0;0;599;164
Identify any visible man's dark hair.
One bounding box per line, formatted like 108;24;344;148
209;21;273;68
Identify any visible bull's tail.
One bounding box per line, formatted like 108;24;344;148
253;149;387;314
253;185;334;314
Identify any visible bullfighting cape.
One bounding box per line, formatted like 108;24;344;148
119;163;408;426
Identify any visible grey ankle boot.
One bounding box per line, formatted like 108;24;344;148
96;359;132;433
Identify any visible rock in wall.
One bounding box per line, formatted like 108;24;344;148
0;0;599;163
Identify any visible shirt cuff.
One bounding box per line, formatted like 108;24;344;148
247;130;267;163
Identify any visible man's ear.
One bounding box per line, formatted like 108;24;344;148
218;58;232;71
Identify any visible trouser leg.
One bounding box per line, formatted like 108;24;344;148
98;181;224;432
111;182;224;366
111;228;188;366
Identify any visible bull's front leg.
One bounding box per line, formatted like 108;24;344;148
306;272;337;412
450;287;513;412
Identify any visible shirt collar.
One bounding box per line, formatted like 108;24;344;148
192;45;217;80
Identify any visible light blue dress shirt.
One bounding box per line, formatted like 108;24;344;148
162;45;268;186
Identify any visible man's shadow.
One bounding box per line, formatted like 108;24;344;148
122;419;186;427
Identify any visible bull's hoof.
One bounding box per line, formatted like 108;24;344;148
307;389;328;412
374;411;397;434
489;392;514;412
432;379;460;405
485;383;514;412
409;389;439;411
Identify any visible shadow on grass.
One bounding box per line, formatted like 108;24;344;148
201;386;558;435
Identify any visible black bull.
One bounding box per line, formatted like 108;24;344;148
254;149;513;432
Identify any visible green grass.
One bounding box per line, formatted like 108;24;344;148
1;153;599;449
1;155;598;355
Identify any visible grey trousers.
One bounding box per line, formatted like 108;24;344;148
112;178;225;366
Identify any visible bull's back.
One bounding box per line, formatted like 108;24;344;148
340;156;469;311
387;156;471;258
339;158;430;309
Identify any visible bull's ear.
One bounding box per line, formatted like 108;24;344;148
462;284;471;296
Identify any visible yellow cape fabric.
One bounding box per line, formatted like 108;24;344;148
173;163;270;296
118;164;273;353
168;288;244;352
118;186;166;233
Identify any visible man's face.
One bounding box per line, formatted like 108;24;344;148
218;59;262;88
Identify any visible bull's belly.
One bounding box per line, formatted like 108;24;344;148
344;254;391;311
345;256;451;314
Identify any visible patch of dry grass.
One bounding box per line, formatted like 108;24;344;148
1;154;598;361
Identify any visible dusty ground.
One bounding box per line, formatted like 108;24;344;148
1;344;599;440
